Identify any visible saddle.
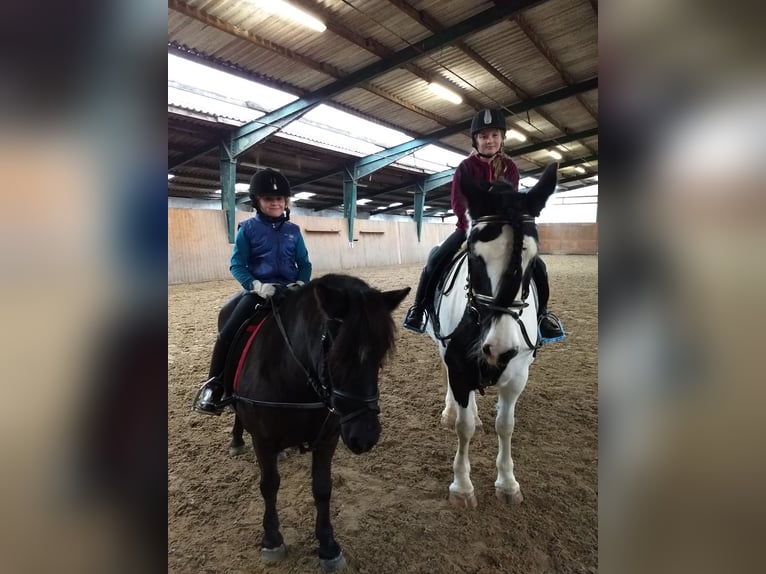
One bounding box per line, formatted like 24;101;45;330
433;244;468;299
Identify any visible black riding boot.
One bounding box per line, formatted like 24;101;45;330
532;258;566;343
194;291;261;415
194;340;233;415
403;230;466;333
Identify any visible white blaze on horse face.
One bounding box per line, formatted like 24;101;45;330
472;223;514;297
521;234;538;267
477;231;539;366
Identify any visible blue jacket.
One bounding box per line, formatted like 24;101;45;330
230;214;312;290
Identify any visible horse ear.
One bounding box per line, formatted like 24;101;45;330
313;283;347;320
381;287;411;312
526;163;558;216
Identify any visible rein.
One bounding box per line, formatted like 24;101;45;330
233;297;379;451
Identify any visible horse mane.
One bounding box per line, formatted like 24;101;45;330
271;274;398;375
316;274;398;368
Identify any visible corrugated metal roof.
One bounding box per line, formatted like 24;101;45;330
168;0;598;215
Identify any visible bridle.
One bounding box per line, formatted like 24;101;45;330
435;214;540;352
468;293;537;351
234;298;380;426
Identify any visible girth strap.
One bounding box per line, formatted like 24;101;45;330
232;395;325;409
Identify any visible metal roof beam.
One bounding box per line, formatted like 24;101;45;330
506;127;598;156
227;0;546;159
293;77;597;190
351;154;598;217
310;123;597;212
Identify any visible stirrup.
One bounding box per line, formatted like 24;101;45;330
402;312;427;334
191;378;233;416
538;312;566;345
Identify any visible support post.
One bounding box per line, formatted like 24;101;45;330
342;166;357;245
220;142;237;244
413;181;426;242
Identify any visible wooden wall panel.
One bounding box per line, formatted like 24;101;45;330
169;208;598;284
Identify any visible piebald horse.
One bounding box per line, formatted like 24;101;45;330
427;163;558;508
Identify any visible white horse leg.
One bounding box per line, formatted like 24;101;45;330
469;392;483;432
494;379;526;505
448;394;478;509
441;368;482;430
440;366;457;429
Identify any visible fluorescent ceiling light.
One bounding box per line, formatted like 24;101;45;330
574;166;586;174
388;202;403;208
356;198;372;205
547;150;563;160
557;145;568;152
292;191;316;201
263;0;326;32
428;83;462;104
506;129;527;142
519;176;539;188
235;183;250;192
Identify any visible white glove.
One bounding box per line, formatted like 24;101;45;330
250;280;276;298
286;281;305;290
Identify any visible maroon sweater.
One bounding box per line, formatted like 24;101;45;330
451;152;520;231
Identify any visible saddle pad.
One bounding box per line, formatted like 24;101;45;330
223;306;270;394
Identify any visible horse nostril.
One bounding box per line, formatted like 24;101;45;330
482;344;492;356
498;347;519;366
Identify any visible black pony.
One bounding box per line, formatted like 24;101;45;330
221;274;409;571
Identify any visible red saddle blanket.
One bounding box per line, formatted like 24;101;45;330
223;306;270;394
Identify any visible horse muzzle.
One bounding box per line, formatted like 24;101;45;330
481;343;518;368
339;410;381;454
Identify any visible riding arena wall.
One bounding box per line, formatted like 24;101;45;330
168;207;598;284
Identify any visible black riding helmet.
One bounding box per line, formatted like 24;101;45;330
249;168;293;217
470;108;507;151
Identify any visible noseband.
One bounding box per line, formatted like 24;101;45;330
468;293;537;351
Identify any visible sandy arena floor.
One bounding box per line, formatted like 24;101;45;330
168;255;597;573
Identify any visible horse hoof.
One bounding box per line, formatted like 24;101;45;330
260;543;287;563
320;552;347;572
448;491;478;509
277;449;289;461
495;488;523;505
228;443;248;457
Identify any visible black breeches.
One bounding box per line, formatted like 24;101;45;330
208;291;263;377
531;257;550;313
